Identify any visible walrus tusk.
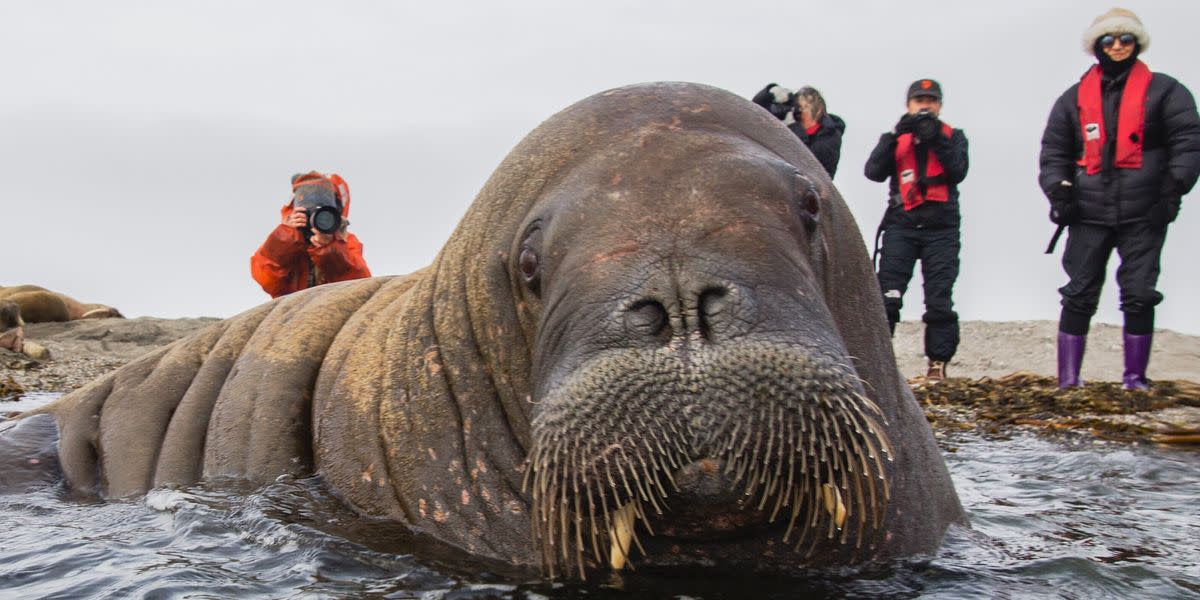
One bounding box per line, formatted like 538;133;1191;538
609;502;637;570
822;483;847;529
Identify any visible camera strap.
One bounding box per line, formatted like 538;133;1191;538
1044;224;1066;254
872;223;885;271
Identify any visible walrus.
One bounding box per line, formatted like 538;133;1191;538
3;82;963;578
0;285;124;322
0;300;23;352
0;300;50;360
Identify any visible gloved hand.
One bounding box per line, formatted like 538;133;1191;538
894;113;916;136
1047;181;1079;225
1149;176;1182;228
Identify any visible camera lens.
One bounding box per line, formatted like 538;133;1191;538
913;112;938;140
310;206;341;234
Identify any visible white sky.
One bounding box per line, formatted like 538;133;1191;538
4;1;1198;335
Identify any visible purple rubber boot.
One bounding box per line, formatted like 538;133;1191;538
1122;333;1152;391
1057;332;1085;389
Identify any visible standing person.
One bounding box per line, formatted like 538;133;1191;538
865;79;970;381
752;83;846;177
1040;8;1200;390
250;171;372;299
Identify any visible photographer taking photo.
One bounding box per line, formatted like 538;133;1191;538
865;79;970;381
250;171;372;298
751;83;845;176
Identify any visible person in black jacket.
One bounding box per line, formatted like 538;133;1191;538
1039;8;1200;390
865;79;969;381
752;83;846;177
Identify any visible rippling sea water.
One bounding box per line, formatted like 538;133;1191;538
1;392;1197;599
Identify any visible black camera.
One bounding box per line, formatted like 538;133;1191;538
293;186;343;236
911;109;941;141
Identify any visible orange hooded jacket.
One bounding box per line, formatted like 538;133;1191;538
250;173;372;298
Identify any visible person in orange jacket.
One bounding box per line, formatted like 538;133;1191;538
251;171;371;298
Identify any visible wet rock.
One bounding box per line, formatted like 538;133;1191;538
21;341;50;361
1;374;25;400
1;348;41;370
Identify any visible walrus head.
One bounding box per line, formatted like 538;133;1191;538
455;83;953;577
308;82;960;580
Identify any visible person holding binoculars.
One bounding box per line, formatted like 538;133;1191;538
250;171;372;298
751;83;845;177
865;79;970;382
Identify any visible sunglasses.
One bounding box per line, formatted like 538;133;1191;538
1099;33;1137;49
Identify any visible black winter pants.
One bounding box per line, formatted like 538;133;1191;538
1059;222;1166;333
876;227;960;362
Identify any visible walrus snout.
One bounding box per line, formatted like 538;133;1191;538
621;282;751;344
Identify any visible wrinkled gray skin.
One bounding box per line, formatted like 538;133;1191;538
0;82;962;578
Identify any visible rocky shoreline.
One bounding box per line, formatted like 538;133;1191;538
1;317;218;396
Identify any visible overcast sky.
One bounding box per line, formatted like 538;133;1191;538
4;1;1198;335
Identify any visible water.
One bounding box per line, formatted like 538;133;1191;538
1;393;1197;599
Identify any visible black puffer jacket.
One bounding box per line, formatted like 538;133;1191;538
1039;68;1200;226
789;113;845;177
865;127;970;229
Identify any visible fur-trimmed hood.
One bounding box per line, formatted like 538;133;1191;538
1082;8;1150;54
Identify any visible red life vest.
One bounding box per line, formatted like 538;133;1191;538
895;122;954;211
1076;60;1152;175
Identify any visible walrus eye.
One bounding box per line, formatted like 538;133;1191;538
519;247;540;283
518;227;543;292
795;176;820;234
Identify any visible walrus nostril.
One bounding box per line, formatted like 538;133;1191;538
624;300;670;340
697;287;730;340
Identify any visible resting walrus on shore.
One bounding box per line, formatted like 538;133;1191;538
1;82;963;578
0;285;124;322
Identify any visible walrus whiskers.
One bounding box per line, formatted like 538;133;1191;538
527;343;896;577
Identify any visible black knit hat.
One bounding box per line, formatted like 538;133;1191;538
906;78;942;100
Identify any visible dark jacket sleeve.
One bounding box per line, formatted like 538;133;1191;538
751;83;779;112
805;128;843;178
1039;88;1080;197
931;129;969;184
864;133;897;182
1159;77;1200;195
